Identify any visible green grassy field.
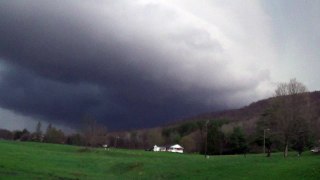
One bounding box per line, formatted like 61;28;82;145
0;140;319;179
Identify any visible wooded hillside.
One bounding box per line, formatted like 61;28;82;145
108;90;320;155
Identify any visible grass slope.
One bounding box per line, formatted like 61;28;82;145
0;140;319;179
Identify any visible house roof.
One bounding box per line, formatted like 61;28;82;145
170;144;183;149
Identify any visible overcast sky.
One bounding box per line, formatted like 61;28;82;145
0;0;319;131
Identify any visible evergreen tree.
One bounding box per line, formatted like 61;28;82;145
33;121;42;142
229;127;248;155
207;122;225;155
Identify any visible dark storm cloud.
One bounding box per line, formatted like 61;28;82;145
0;1;273;129
0;61;219;129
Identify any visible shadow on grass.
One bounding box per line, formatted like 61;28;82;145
109;162;144;175
77;148;92;153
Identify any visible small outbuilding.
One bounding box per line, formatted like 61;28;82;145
153;145;166;152
311;147;319;153
153;145;160;152
102;144;109;150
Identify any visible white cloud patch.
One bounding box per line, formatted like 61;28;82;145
78;0;277;105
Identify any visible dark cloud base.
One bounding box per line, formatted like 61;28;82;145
0;61;223;130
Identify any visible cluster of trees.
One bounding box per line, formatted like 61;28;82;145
208;123;248;155
107;129;164;149
0;119;108;148
256;79;317;157
0;123;75;145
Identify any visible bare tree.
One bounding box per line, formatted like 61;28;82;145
33;121;43;142
44;124;66;144
82;117;107;147
272;78;310;157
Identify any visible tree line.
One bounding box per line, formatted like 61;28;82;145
0;117;108;147
0;79;319;157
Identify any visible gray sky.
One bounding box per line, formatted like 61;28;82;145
0;0;319;131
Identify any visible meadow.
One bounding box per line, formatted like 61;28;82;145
0;140;319;179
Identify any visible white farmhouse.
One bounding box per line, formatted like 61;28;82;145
167;144;184;153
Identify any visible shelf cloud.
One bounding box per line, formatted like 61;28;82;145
1;0;318;130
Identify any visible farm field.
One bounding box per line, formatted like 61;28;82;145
0;140;319;179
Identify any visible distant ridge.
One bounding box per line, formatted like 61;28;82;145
114;91;320;134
